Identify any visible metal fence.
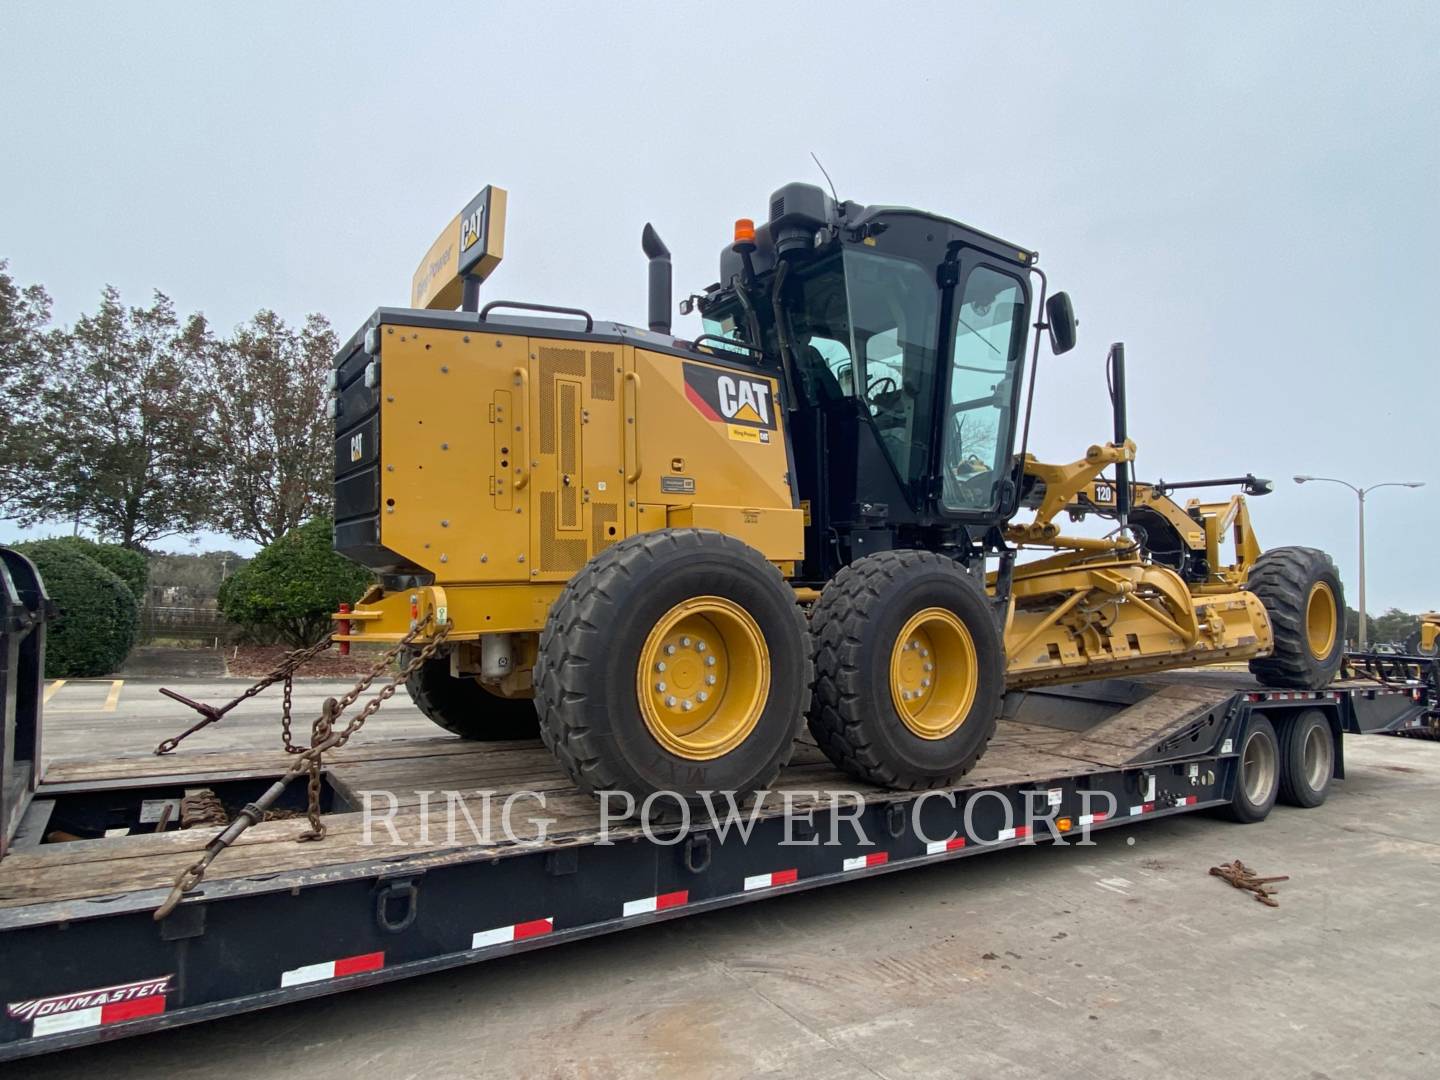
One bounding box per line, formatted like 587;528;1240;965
138;604;232;644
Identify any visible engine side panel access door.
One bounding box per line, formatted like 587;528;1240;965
626;349;802;564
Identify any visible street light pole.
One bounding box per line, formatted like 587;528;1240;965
1293;476;1425;651
1356;488;1365;649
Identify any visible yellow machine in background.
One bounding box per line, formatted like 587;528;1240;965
331;183;1345;800
1408;613;1440;657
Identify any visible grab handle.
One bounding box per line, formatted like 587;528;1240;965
624;371;642;483
511;366;530;491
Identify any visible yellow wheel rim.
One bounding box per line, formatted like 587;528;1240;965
637;596;769;761
1306;581;1337;660
889;607;979;740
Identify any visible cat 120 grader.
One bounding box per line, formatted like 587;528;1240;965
329;182;1345;801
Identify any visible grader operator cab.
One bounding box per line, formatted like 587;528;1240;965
330;182;1345;801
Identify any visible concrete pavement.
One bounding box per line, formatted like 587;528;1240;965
19;686;1440;1078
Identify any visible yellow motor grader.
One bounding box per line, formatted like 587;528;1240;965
329;183;1344;799
1406;613;1440;657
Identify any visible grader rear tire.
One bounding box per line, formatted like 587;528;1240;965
1246;546;1345;689
534;529;811;801
404;653;541;740
808;551;1005;789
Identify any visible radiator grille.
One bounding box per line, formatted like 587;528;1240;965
558;381;580;529
540;492;588;572
559;382;578;473
592;502;618;552
590;350;616;400
537;347;586;453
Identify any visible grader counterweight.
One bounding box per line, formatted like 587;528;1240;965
330;182;1345;801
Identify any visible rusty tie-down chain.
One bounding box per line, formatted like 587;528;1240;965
1209;858;1289;907
154;634;336;755
153;616;450;921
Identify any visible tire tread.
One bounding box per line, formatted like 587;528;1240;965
534;529;811;796
808;550;1000;790
1246;546;1344;689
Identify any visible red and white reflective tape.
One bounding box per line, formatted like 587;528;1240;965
842;851;889;872
1174;795;1198;807
1128;802;1156;816
743;868;799;892
622;889;689;917
472;917;554;949
280;950;384;987
925;837;967;855
1077;811;1110;826
9;975;171;1038
1247;690;1340;703
996;825;1032;842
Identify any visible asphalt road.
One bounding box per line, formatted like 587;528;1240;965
19;680;1440;1079
39;673;438;759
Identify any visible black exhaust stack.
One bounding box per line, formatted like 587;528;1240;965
642;224;671;336
1108;342;1130;527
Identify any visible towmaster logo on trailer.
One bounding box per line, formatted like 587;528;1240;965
8;976;172;1034
682;361;777;443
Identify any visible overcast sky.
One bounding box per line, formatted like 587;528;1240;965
2;2;1436;613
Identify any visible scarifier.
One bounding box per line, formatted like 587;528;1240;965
329;182;1345;800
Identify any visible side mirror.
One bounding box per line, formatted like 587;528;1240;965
1045;292;1077;354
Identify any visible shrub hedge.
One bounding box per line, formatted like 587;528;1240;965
47;536;149;601
16;539;139;677
218;517;373;647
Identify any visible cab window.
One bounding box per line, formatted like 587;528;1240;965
940;266;1025;511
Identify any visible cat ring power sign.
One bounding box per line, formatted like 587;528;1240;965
411;186;508;311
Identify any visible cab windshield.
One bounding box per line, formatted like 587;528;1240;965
701;242;1027;513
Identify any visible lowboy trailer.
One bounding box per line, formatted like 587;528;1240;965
0;549;1426;1061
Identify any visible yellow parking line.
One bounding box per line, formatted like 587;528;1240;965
103;680;124;712
43;679;66;704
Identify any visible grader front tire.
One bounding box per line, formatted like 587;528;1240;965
808;551;1005;789
1246;546;1345;690
534;529;811;801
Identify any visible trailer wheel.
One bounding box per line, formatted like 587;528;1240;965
808;551;1004;789
404;653;541;740
1222;715;1280;823
1246;546;1345;689
1277;709;1334;808
534;529;810;801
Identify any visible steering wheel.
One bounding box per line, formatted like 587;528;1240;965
866;375;898;398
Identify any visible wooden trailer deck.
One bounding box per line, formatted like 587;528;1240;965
0;679;1238;915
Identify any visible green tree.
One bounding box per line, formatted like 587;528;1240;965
1343;605;1374;647
199;311;336;545
1371;608;1421;647
0;260;53;513
149;549;249;601
13;287;216;547
217;517;371;646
